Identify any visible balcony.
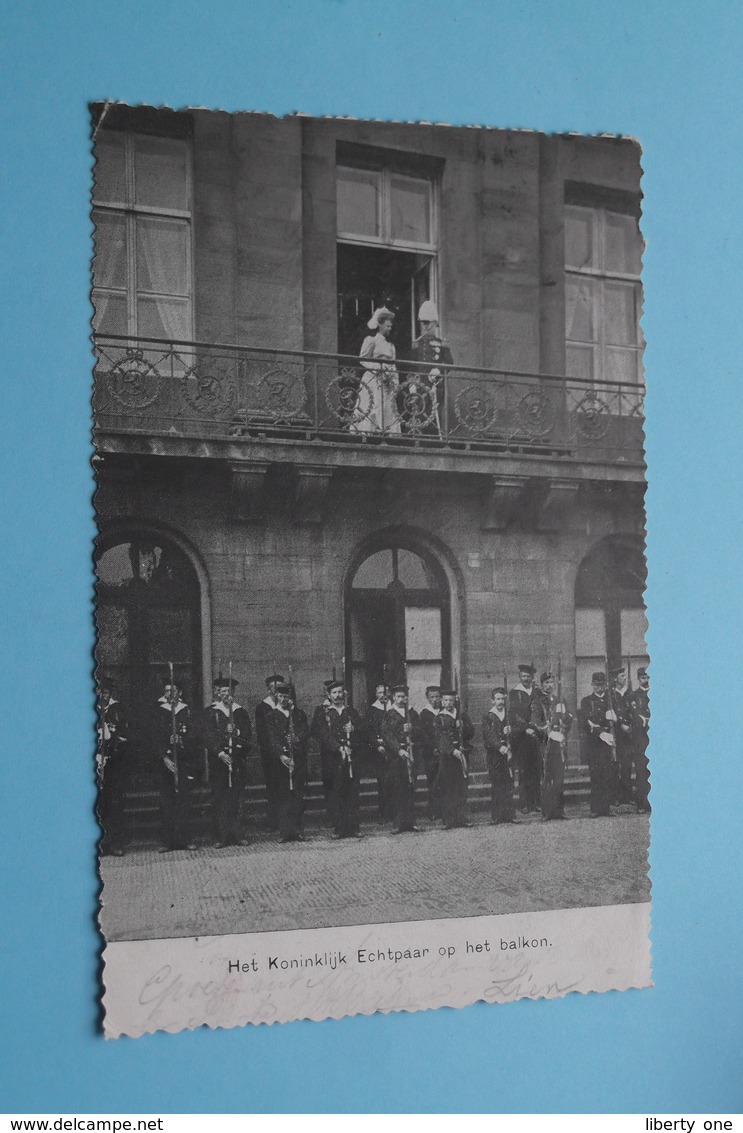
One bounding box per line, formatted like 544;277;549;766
93;335;646;483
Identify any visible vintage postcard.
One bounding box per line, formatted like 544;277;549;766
93;105;651;1037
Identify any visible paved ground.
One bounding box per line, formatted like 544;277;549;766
99;804;651;942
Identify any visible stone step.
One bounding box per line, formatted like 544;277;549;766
105;767;592;844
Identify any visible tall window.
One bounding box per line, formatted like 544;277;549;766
92;128;193;342
345;544;450;711
336;159;439;357
565;204;644;387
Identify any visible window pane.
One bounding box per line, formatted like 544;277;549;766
136;295;191;342
566;342;594;382
605;346;640;385
352;550;393;588
404;606;441;660
406;662;443;713
93;209;127;290
565;206;594;269
604;281;639;345
604;211;642;275
620;608;649;657
92;290;128;337
337;167;381;237
397;549;433;588
133;134;189;210
136;216;190;295
94;131;127;204
390;175;431;244
97;543;135;587
565;275;596;342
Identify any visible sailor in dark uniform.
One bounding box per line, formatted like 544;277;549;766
417;685;442;818
610;666;634;805
311;680;362;838
580;672;617;818
265;682;310;842
96;680;129;856
381;684;419;834
482;686;516;825
509;664;541;812
435;690;474;829
531;671;573;820
407;300;454;436
310;679;339;810
627;667;651;813
202;673;252;847
363;683;393;822
255;673;284;830
153;676;196;851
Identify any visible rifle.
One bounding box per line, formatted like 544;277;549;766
502;668;514;761
403;708;414;786
286;704;296;793
343;715;354;780
556;654;567;762
449;668;467;779
168;661;180;793
604;654;618;759
227;660;234;789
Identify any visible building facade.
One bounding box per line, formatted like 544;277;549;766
92;105;647;776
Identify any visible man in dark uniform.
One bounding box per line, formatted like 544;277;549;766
311;680;362;838
531;671;573;820
202;673;252;847
509;664;541;813
264;682;311;842
627;667;651;813
255;673;284;830
435;690;474;830
153;676;196;851
610;666;634;805
96;680;129;856
381;684;419;834
363;683;393;823
580;671;617;818
482;686;516;825
408;300;454;436
310;679;340;811
417;684;442;818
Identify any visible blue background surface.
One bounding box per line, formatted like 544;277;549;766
1;0;740;1114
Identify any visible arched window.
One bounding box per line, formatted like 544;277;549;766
574;535;648;698
95;532;202;753
345;542;451;711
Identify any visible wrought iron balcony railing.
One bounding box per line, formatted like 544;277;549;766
93;335;645;463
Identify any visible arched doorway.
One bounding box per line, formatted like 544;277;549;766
574;534;648;699
345;538;452;712
95;530;203;756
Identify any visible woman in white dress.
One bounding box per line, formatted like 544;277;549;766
353;307;400;434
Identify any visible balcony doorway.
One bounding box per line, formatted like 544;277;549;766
337;243;434;360
345;540;451;713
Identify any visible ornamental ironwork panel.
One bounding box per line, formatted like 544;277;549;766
93;335;645;463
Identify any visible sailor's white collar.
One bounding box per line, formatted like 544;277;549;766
210;700;243;715
159;697;187;714
489;706;506;718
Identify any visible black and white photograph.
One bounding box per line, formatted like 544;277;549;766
93;104;651;1036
